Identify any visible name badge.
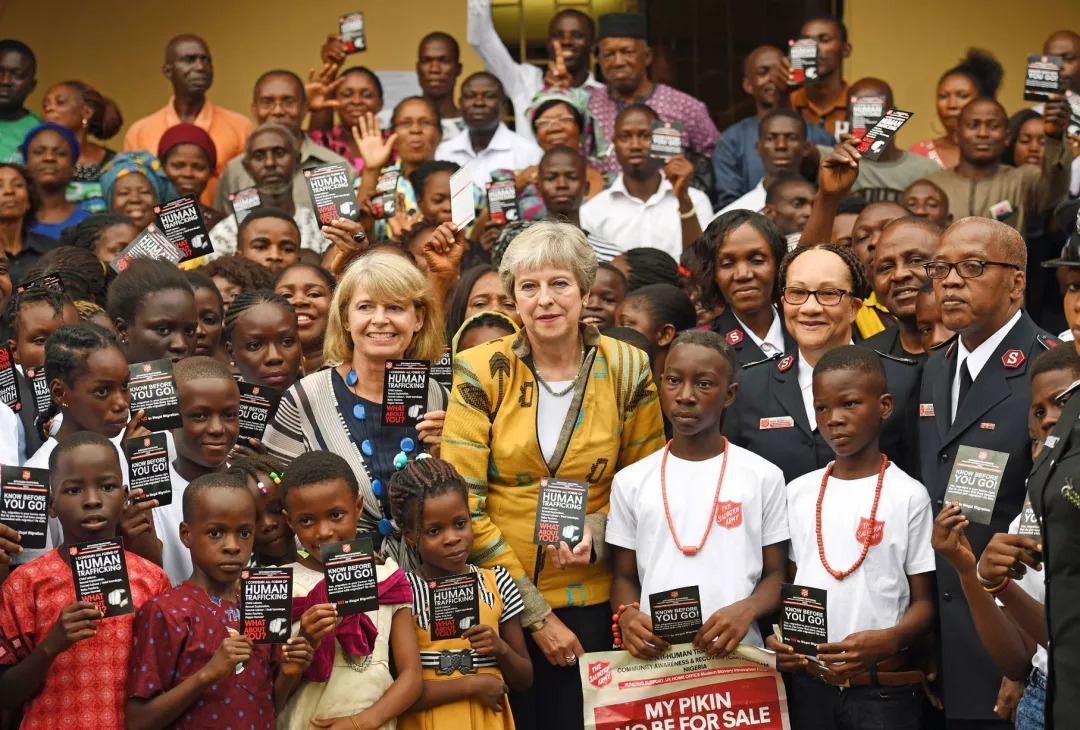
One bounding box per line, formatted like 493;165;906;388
760;417;794;430
919;403;935;417
990;199;1014;221
1045;435;1060;449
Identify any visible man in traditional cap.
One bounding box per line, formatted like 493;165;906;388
588;12;718;180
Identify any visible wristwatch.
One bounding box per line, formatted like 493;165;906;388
527;616;550;633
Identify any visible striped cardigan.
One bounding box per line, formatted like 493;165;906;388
262;367;447;572
440;324;665;626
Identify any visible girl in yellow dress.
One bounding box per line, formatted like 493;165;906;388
389;457;534;730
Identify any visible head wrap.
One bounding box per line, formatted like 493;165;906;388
99;150;177;207
597;13;648;41
157;123;218;172
19;122;81;164
452;310;520;359
526;87;607;161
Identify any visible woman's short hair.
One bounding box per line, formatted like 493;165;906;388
324;250;444;365
498;220;598;297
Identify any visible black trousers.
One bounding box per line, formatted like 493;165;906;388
790;673;924;730
508;603;611;730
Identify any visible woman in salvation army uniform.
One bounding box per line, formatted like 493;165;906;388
691;210;796;365
722;243;920;482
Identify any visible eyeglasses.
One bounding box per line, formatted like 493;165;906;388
923;259;1020;279
781;287;850;306
393;119;438;131
535;116;577;130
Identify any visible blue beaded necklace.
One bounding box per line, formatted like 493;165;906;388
345;367;428;538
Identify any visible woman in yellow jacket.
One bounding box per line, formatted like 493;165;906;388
441;221;665;730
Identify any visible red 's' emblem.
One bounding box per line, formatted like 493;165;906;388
21;470;29;480
588;661;612;688
778;356;794;372
252;387;260;395
715;501;743;529
241;570;249;580
856;518;885;546
342;544;351;553
1002;350;1025;368
143;438;151;447
725;329;743;345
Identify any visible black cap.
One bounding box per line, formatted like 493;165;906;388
1042;199;1080;268
597;13;647;41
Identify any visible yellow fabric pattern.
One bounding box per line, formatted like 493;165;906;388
441;328;665;620
856;292;889;340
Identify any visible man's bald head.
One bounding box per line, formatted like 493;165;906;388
163;35;212;98
1044;30;1080;93
165;34;209;63
848;77;894;110
948;216;1027;269
742;45;787;110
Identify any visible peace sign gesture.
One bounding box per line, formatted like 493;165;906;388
351;112;398;171
544;40;573;89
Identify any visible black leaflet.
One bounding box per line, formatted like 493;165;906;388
943;446;1009;525
237;381;281;443
154;195;213;263
0;465;49;549
23;366;51;415
382;359;429;427
0;347;21;414
128;359;182;431
780;583;827;659
789;39;818;85
125;433;172;506
1025;54;1063;101
241;567;294;644
340;12;366;53
229;187;262;224
429;572;480;640
111;223;182;272
305;163;360;225
486;175;519;225
854;109;913;161
649;120;683;161
321;537;378;615
70;537;133;618
649;585;702;644
532;477;588;548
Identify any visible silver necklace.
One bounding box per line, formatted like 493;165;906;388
535;338;585;397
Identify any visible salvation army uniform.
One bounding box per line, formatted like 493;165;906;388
1023;379;1080;729
786;460;936;722
704;307;795;367
917;309;1056;721
607;441;789;647
722;350;921;482
863;326;928;363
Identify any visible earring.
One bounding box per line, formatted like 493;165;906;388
81;118;89;128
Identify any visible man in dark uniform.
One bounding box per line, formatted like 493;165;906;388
722;242;920;481
918;216;1057;727
1027;198;1080;729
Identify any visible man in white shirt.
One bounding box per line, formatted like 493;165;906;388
773;346;935;729
435;72;542;192
608;331;788;657
467;0;603;145
918;216;1059;723
580;104;712;262
716;108;810;218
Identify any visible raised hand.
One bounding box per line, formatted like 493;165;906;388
306;65;345;112
351;113;398;171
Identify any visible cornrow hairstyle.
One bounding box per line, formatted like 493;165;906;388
0;163;40;236
391;95;440;127
619;248;680;291
410;160;460;203
779;242;869;299
195;254;276;293
1030;344;1080;382
387;457;468;546
4;286;73;340
37;322;117;440
622;284;696;335
223;289;295;342
273;262;336;292
813;344;887;391
445;265;498;342
940;48;1004;99
28;245;109;304
691;210;787;311
106;258;193;325
59;211;133;252
182;472;254;523
279;451;359;509
227;454;287;485
668;329;737;378
48;430;117;474
73;299;105;321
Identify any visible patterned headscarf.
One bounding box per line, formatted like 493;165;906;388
526;87;607;162
99;150;177;207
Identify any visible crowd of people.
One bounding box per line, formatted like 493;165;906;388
0;5;1078;730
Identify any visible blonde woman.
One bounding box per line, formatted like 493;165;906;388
441;220;665;730
262;249;447;570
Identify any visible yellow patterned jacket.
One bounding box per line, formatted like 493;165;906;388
442;324;665;625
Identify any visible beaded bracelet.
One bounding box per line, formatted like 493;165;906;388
611;602;639;649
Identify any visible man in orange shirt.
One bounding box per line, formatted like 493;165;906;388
123;34;253;207
789;15;851;140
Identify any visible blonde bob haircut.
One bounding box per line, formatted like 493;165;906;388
323;250;444;366
498;220;598;298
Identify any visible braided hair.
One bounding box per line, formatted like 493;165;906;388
26;246;110;304
222;289;295;343
4;286;73;340
618;248;680;291
388;457;469;550
227;454;287;486
778;243;869;299
37;322;117;440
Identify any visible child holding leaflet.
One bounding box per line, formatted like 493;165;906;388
767;345;936;730
388;456;533;729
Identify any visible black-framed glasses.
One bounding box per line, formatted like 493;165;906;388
923;259;1020;279
781;287;850;306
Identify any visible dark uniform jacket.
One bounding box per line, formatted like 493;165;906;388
722;347;921;482
1024;378;1080;729
917;311;1056;720
705;308;796;367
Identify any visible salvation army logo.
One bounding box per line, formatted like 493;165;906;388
588;661;612;688
252;387;260;396
386;362;393;369
143;437;151;447
715;501;743;529
21;470;29;480
979;451;988;460
725;329;743;345
241;570;250;580
68;547;78;556
856;518;885;546
142;363;152;373
429;581;437;589
342;543;352;553
800;588;809;598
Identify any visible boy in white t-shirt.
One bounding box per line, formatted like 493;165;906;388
607;330;789;658
767;345;935;729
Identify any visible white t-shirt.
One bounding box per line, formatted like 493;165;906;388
607;444;789;647
787;462;936;643
537;381;573;463
1007;512;1048;674
0;402;18;467
155;462;191;585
